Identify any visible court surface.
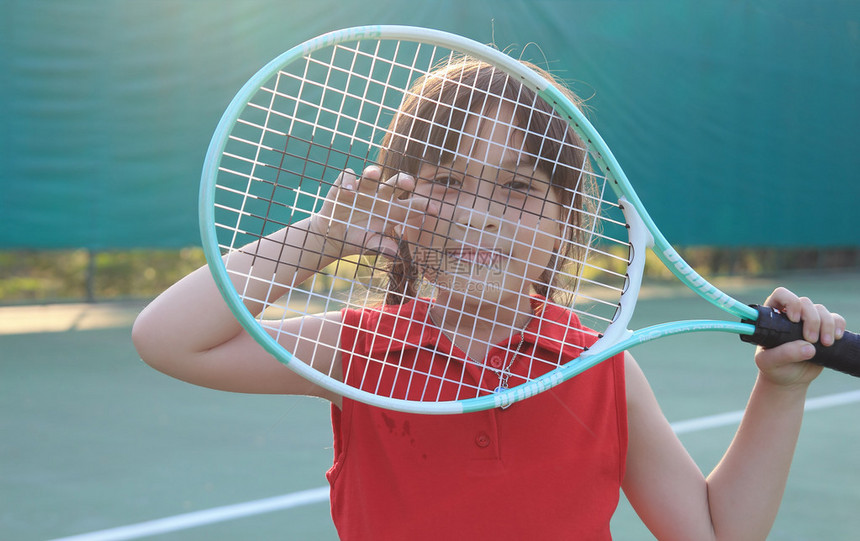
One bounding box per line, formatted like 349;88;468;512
2;271;859;540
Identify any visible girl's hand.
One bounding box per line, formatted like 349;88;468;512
754;287;847;387
311;166;437;259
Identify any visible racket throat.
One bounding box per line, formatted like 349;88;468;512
581;197;652;359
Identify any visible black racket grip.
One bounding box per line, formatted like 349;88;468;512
741;305;860;377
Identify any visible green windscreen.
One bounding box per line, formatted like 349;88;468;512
2;1;858;250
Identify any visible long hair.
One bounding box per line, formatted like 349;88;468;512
376;58;596;305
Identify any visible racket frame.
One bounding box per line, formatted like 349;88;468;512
199;25;764;414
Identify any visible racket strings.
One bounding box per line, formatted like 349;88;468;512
272;300;597;402
217;154;624;272
214;37;633;402
268;47;591;173
218;181;628;320
221;203;626;325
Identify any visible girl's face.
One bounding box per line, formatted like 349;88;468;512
404;106;562;307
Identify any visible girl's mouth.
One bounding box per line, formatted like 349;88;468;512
446;248;505;268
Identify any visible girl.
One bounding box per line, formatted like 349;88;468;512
133;58;846;540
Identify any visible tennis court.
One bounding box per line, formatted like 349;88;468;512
3;2;859;539
2;271;858;541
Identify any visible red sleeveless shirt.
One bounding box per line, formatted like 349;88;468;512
328;297;627;540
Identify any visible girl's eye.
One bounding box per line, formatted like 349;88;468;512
506;180;533;192
433;175;462;187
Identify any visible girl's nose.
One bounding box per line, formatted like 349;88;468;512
456;204;502;232
452;183;503;233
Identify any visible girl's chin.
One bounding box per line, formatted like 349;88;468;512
431;278;526;307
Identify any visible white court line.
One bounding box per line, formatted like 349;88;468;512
48;488;329;541
670;389;860;434
49;390;860;541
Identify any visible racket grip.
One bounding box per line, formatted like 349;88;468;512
741;305;860;377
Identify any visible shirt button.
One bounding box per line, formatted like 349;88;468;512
488;355;504;369
475;431;491;448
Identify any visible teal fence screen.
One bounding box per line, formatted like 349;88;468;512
2;0;858;249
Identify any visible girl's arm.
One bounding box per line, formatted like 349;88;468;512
623;288;846;540
131;217;344;399
132;167;426;401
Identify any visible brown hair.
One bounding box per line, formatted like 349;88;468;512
377;58;595;305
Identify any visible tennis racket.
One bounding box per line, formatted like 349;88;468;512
199;25;859;414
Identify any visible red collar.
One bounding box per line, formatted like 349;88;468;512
363;296;593;361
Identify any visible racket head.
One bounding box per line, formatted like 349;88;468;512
199;25;651;413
